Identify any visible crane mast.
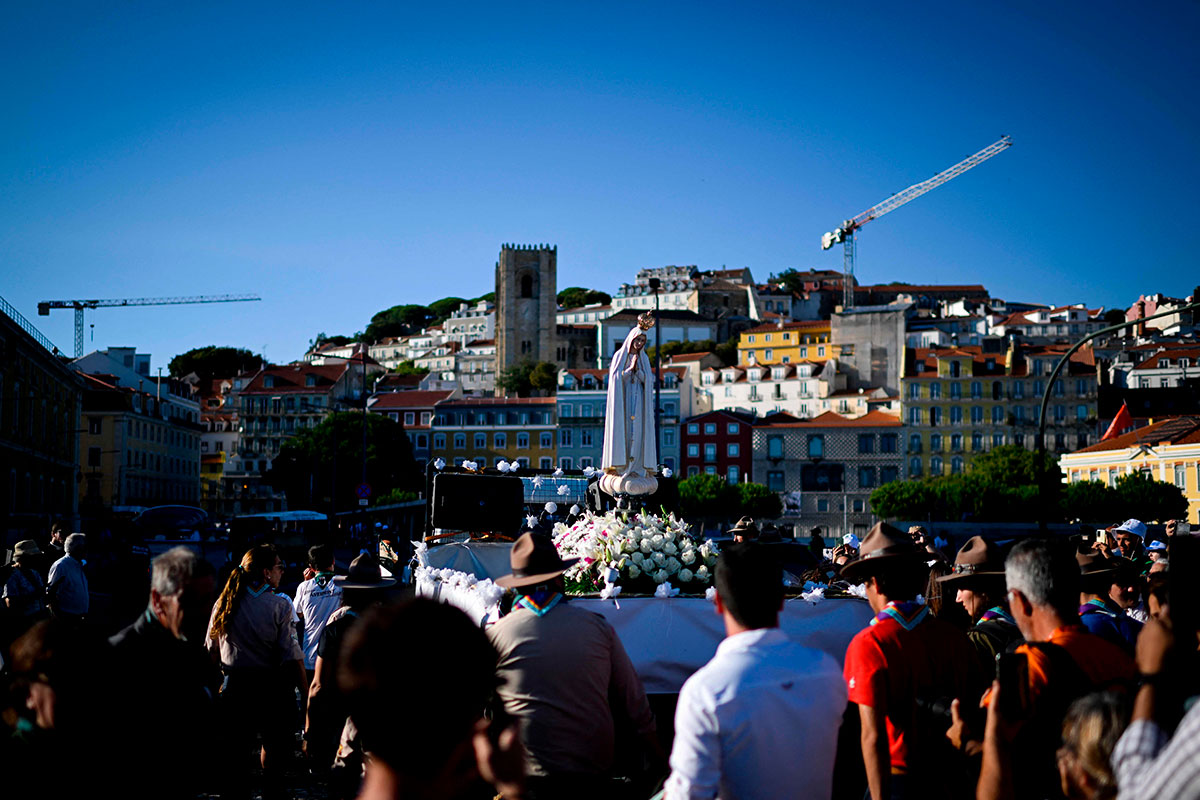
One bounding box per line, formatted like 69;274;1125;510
38;293;262;357
822;135;1012;310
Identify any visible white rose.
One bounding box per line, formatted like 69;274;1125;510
680;548;696;565
651;534;665;549
678;568;694;583
653;552;667;566
640;540;652;553
663;530;675;542
627;564;641;579
696;565;709;579
630;551;644;564
622;540;637;553
665;556;681;573
653;568;669;584
663;541;678;556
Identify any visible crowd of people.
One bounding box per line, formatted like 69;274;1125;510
1;514;1197;800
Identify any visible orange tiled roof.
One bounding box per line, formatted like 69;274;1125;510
1071;416;1200;454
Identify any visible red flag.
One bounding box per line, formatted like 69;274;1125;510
1101;402;1133;441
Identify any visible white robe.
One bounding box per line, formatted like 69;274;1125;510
601;327;658;476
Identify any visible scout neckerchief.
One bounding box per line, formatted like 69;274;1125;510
516;590;563;617
979;606;1015;625
248;582;271;598
1080;597;1120;618
314;571;336;588
870;600;929;631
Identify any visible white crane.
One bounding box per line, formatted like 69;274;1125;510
822;136;1012;310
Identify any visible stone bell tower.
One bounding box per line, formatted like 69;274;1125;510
495;244;559;388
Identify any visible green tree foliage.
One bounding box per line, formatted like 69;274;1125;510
529;361;559;392
1111;472;1188;522
474;291;495;304
713;336;740;367
1061;480;1122;523
557;287;612;309
737;482;782;520
678;473;740;521
168;346;262;382
375;488;419;506
269;412;420;511
428;297;467;322
392;360;429;377
497;361;559;396
769;268;806;294
645;340;717;365
310;332;356;349
363;304;436;342
869;445;1062;523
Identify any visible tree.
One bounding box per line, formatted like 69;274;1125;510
529;361;559;393
392;360;429;377
497;361;535;396
428;296;467;323
309;332;355;349
769;268;807;294
737;482;782;520
474;291;495;304
269;412;420;511
557;287;612;309
870;480;936;520
1112;472;1188;522
375;488;419;506
713;336;739;367
678;473;739;522
168;346;262;382
1061;480;1121;523
645;340;717;364
363;304;436;342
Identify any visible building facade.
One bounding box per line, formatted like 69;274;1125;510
680;410;755;483
1060;416;1200;524
367;389;460;464
751;410;904;539
0;297;82;540
495;244;561;381
737;320;833;366
430;397;557;469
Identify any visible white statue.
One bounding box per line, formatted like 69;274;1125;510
600;313;659;496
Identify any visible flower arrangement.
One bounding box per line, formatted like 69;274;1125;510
552;510;719;595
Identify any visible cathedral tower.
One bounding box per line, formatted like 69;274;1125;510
495;244;559;387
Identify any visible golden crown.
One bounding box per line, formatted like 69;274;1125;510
637;311;656;331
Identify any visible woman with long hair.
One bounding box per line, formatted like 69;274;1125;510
207;544;306;800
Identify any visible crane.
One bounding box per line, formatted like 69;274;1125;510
821;135;1012;310
38;294;262;357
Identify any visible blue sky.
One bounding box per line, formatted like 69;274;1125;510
2;1;1197;368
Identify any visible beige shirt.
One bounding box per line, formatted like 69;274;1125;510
206;587;303;670
488;600;655;777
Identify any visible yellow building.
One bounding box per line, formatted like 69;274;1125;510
738;321;833;366
1060;416;1200;524
901;344;1099;477
430;397;558;469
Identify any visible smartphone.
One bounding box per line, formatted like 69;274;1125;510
822;548;834;559
1180;521;1192;537
996;652;1030;721
1095;530;1109;546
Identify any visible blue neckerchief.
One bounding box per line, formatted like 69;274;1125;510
871;600;929;631
1080;598;1119;618
979;606;1015;625
516;592;563;617
248;582;270;598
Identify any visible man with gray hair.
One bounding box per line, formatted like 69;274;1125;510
46;532;89;622
109;546;221;799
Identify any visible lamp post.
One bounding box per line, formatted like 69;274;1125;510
1035;301;1200;531
648;277;662;467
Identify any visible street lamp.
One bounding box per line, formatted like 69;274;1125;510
648;277;662;467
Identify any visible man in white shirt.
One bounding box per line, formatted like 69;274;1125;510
47;532;89;622
664;542;847;800
293;544;343;677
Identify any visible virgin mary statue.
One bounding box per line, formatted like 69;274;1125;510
601;312;658;478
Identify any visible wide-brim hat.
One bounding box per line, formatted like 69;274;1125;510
495;532;579;589
1076;549;1118;593
840;522;923;582
937;536;1007;588
725;516;759;539
1113;519;1147;539
11;539;42;560
335;553;398;590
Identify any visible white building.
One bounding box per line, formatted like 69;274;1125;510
596;309;717;368
1109;343;1200;389
444;300;495;345
990;305;1106;341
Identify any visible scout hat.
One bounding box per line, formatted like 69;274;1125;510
840;522;922;582
725;516;759;540
8;540;41;564
937;536;1007;589
1076;548;1119;593
495;532;579;589
335;553;398;590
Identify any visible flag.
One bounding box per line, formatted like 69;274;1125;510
1101;402;1133;441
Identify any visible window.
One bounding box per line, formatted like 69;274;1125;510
807;435;824;458
951;433;962;451
908;407;921;425
992;406;1004;424
970;406;983;424
687;443;699;457
581;457;594;469
403;411;415;425
581;430;593;447
540;457;553;469
858;466;876;489
930;407;942;427
1054;405;1066;422
951;456;964;475
416;434;428;449
950;382;962;399
88;446;101;467
420;412;432;426
559;429;572;447
516;432;529;449
992;381;1003;401
434;433;446;449
1174;464;1186;489
453;433;466;449
705;465;717;475
540;432;553;449
970;381;982;399
1055;381;1065;398
852;499;865;513
950;406;963;424
560;404;572;418
559;457;572;469
727;465;740;483
663;428;675;446
930;382;942;399
704;443;717;461
688;466;700;477
727;443;740;457
818;346;825;357
1054;433;1065;450
1032;380;1044;398
972;433;983;451
817;498;829;512
909;383;921;399
910;457;923;476
767;435;783;459
930;456;943;475
1015;433;1026;447
767;471;784;491
880;433;897;453
993;433;1004;448
1076;405;1088;421
704;423;717;435
858;434;874;454
881;466;899;484
88;417;102;435
930;433;943;452
764;349;773;361
727;422;739;435
474;433;486;449
908;433;922;452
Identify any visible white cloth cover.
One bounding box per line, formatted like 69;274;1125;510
602;325;657;476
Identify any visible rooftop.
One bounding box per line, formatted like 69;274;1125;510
368;390;456;410
1071;416;1200;454
755;410;903;428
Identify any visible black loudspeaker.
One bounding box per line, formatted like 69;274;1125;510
431;473;525;536
586;476;680;516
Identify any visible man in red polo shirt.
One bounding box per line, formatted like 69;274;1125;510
842;523;980;800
